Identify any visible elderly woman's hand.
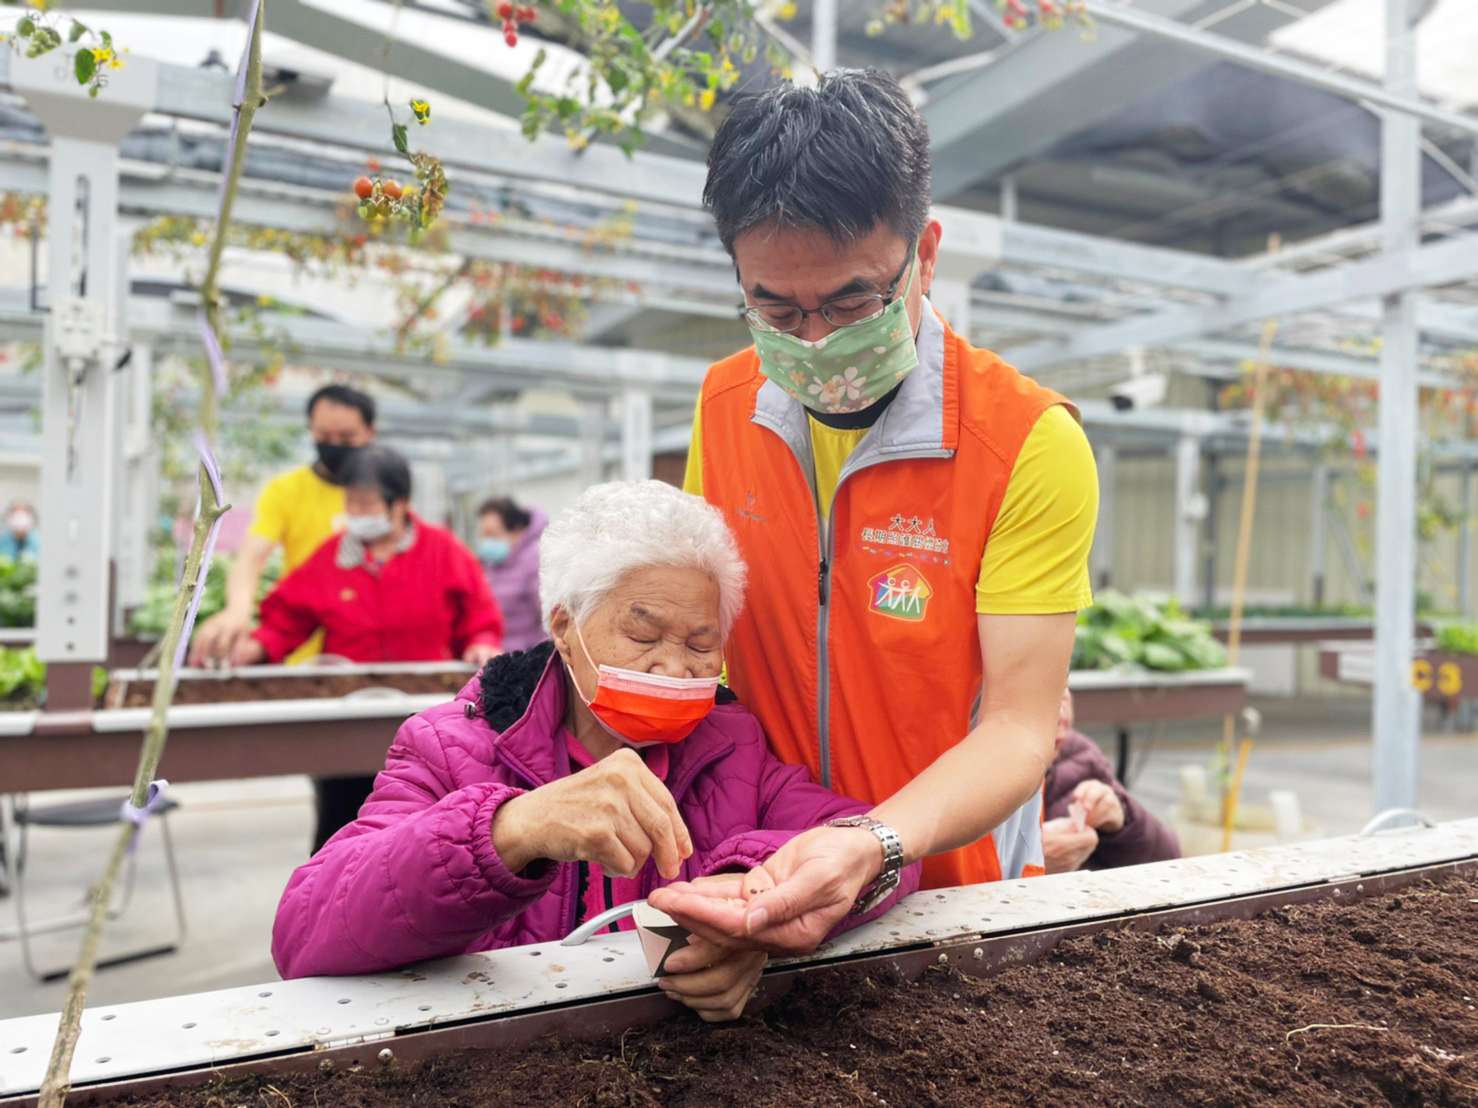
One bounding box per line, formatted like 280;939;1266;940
491;748;693;879
658;934;768;1022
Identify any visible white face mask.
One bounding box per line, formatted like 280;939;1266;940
344;512;394;543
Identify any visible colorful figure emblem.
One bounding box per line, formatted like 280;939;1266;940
868;563;933;621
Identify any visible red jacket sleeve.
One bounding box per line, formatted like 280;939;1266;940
252;545;332;662
447;535;504;654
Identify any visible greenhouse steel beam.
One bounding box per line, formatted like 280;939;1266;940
935;207;1251;297
126;297;712;397
1084;0;1478;139
1;153;741;304
1005;229;1478;371
1173;340;1460;388
0;290;710;403
1;146;1272;303
1243;193;1478;273
1373;0;1421;817
920;0;1333;200
0;52;709;210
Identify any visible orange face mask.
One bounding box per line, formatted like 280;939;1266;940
568;627;720;745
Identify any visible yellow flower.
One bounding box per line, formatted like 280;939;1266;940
90;47;112;64
698;87;715;112
777;2;797;19
410;98;430;124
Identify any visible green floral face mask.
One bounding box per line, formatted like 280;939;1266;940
749;248;920;416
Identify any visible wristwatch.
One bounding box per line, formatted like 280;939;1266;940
824;815;905;914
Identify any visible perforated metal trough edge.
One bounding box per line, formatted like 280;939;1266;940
2;818;1475;1103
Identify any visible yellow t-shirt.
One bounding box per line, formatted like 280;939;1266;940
247;465;345;573
684;404;1096;616
247;466;345;663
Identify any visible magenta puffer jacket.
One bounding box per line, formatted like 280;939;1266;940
273;644;919;978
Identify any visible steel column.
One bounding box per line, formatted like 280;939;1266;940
1173;434;1202;605
620;388;654;482
1373;0;1422;815
115;342;156;623
1310;463;1330;607
578;399;607;488
811;0;838;71
10;55;156;695
1460;461;1473;618
1093;443;1115;591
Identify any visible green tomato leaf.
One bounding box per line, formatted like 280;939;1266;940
17;17;35;37
74;48;97;86
391;122;409;154
68;20;89;43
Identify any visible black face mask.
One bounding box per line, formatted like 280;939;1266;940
315;442;360;483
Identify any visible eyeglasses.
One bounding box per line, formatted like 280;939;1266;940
741;245;915;335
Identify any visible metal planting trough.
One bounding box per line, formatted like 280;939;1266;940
1;818;1475;1104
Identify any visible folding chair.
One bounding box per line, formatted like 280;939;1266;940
4;792;187;983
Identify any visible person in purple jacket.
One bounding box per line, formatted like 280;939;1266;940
273;480;918;1022
476;496;548;652
1042;688;1180;873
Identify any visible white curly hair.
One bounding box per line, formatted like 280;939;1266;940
539;481;747;637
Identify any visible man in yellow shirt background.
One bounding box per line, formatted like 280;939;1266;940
189;385;378;666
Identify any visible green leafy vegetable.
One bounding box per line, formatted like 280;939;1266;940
1434;622;1478;656
1073;590;1228;673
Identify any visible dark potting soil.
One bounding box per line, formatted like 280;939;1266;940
110;871;1478;1108
109;671;469;709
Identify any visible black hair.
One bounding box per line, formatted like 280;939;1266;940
704;69;932;255
478;496;532;532
307;384;377;428
341;445;412;505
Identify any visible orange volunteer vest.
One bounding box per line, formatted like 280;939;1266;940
697;310;1069;889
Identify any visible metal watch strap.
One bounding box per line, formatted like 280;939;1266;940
824;815;905;914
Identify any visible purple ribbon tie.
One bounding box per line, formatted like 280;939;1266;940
120;779;170;854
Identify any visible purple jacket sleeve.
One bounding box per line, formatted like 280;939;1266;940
696;727;921;936
1044;730;1180;870
272;712;554;978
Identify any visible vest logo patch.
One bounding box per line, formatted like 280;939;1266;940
860;515;950;564
868;564;933;622
736;488;767;524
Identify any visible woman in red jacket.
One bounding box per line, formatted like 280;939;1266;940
232;445;504;853
232;445;503;668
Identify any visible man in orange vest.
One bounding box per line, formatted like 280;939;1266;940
650;69;1097;957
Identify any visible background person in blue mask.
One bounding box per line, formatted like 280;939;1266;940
477;496;547;652
0;500;39;562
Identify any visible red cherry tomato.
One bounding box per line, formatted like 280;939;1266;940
382;180;403;200
353;176;374;199
505;27;518;46
496;0;513;18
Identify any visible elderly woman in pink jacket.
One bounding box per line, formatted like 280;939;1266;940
273;480;917;1022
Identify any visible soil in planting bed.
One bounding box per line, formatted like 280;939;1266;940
108;670;470;708
109;871;1478;1107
